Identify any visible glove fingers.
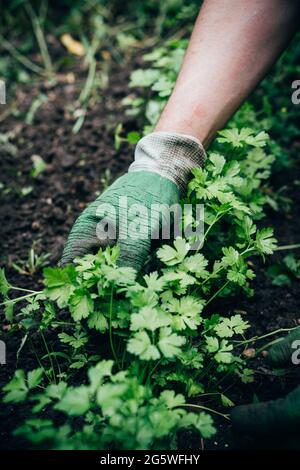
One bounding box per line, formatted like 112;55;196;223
61;236;111;267
61;172;181;270
118;236;151;272
231;386;300;438
61;216;116;266
231;400;283;437
266;326;300;368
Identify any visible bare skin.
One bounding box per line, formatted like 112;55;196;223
157;0;300;440
155;0;300;148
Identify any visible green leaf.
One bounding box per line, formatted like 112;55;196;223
151;77;173;97
129;68;160;88
205;336;219;353
87;311;108;332
159;390;185;409
162;270;195;290
96;383;127;416
239;368;255;384
55;386;90;416
228;314;250;334
255;228;277;256
58;330;88;349
195;412;216;438
32;394;52;413
88;360;114;393
181;253;208;278
0;268;11;296
157;238;190;266
14;419;56;443
214;340;234;364
46;284;75;308
158;327;185;358
221;246;240;266
3;370;28;403
27;368;44;389
31;155;46;177
178;346;204;370
227;268;246;286
181;412;216;439
46;382;68;400
236;216;256;242
164;296;204;331
44;266;76;308
129;286;159;309
221;394;235;407
69;289;94;321
283;254;299;274
127;331;160;361
209;153;226;175
271;273;291;287
244;130;269;148
4;301;14;322
44;266;76;288
69;360;86;369
218;128;268;148
126;131;140;145
143;272;165;292
187;381;205;397
102;265;136;286
130;306;170;332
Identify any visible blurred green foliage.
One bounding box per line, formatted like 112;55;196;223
1;0;299;165
0;0;200;82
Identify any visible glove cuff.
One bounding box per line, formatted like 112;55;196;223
128;131;206;194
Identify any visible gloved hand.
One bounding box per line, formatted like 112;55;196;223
231;326;300;439
61;132;206;271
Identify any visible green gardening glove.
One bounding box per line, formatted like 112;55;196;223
61;132;206;271
231;326;300;439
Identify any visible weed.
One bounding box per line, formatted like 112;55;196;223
12;247;50;276
267;253;300;286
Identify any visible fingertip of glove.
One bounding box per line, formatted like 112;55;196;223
230;405;250;433
266;326;300;368
117;253;143;273
231;403;267;436
59;250;73;268
266;339;294;368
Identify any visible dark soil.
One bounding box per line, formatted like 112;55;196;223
0;58;300;450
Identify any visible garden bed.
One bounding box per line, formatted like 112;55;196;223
1;53;300;449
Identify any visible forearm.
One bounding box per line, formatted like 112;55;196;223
155;0;300;147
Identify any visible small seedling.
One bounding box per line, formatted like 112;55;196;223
114;123;140;150
12;247;50;276
267;253;300;286
31;155;46;178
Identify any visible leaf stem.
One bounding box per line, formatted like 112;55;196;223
40;331;56;384
24;2;53;75
201;210;231;247
0;291;39;306
146;359;162;384
10;286;40;294
108;286;120;370
0;35;44;74
233;326;298;348
179;403;230;420
254;338;283;356
205;280;230;306
273;243;300;251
